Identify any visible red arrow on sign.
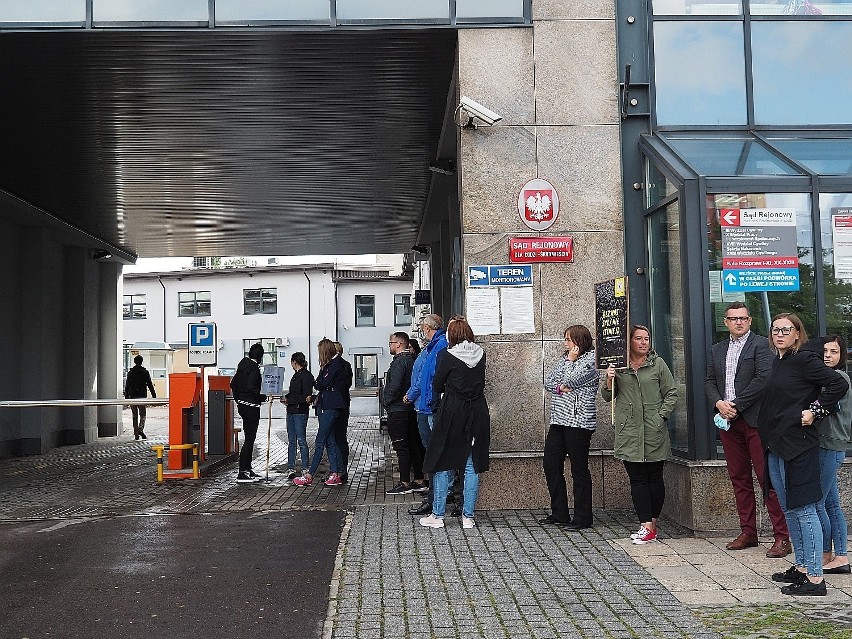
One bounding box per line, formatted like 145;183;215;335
720;209;740;226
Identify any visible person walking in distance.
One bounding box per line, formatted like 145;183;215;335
705;301;791;557
124;355;156;440
384;332;425;495
230;343;268;483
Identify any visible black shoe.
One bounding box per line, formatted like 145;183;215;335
339;472;349;484
139;432;147;440
236;472;256;483
781;579;827;596
772;566;808;584
563;522;592;531
248;469;263;480
287;469;298;480
387;482;412;495
408;500;432;516
539;515;568;525
824;564;852;574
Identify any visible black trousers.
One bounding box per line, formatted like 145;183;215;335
130;405;147;437
623;460;666;523
386;410;424;483
334;409;350;473
542;425;593;525
237;404;260;473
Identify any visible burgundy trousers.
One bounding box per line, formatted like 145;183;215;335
720;416;789;540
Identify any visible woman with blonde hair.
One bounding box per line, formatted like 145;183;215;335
294;339;345;487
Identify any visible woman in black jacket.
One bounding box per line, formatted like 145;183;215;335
419;316;490;530
294;339;345;487
758;313;848;596
281;352;315;480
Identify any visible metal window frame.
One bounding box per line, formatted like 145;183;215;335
355;294;376;327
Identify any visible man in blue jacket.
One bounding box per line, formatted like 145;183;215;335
404;314;448;515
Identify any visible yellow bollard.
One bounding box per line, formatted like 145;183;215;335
152;443;200;481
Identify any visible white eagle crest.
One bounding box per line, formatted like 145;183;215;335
525;191;552;221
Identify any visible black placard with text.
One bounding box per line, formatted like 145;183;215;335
595;277;629;369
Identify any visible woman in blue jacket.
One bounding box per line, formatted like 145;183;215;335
294;339;345;487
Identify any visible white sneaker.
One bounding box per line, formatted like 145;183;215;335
630;526;648;540
419;514;445;529
462;516;476;529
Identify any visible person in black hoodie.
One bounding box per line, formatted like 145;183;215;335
124;355;156;440
281;351;315;479
230;343;268;483
758;314;848;596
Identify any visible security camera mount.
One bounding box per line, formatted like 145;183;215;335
455;96;503;129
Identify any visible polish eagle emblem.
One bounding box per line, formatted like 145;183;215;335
524;190;553;222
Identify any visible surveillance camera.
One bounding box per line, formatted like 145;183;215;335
457;96;503;128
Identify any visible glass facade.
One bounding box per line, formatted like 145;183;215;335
644;2;852;459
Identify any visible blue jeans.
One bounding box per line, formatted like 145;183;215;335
817;449;848;556
432;454;479;519
416;412;432;449
308;409;341;476
286;413;310;470
768;451;823;577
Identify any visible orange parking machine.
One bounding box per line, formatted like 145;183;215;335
167;372;204;472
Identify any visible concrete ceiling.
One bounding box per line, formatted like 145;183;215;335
0;29;457;258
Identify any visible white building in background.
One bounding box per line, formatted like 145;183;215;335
122;260;414;409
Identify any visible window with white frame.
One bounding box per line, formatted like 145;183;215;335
354;354;379;388
355;295;375;326
242;339;278;366
244;288;277;314
123;294;147;319
179;291;211;316
394;294;413;326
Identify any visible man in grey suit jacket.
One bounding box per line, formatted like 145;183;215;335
705;301;790;557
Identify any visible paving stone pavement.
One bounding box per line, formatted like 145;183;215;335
2;405;851;638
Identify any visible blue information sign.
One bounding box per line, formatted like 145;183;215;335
468;265;533;287
722;269;800;292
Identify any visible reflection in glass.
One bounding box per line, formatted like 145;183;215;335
652;0;741;15
653;22;746;126
645;157;678;209
706;192;814;345
94;0;208;22
215;0;329;22
820;193;852;358
0;0;85;22
753;23;852;125
336;0;449;20
751;0;852;15
648;201;689;453
456;0;524;18
663;136;801;176
354;354;379;388
767;138;852;176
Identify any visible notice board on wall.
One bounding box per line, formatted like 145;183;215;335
595;277;629;370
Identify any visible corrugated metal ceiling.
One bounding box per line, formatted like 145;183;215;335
0;29;456;258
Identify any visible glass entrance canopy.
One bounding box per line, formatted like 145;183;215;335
648;132;852;179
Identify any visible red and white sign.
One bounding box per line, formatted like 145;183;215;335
509;236;573;263
719;209;740;227
518;178;559;231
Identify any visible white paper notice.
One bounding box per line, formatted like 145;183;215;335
466;288;500;335
500;287;535;334
833;213;852;281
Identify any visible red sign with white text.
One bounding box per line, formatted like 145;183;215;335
509;236;573;263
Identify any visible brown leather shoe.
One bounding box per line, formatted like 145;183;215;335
766;538;792;558
726;533;759;550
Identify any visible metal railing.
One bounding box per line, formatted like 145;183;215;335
0;399;170;408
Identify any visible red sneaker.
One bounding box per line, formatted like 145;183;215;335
632;527;657;545
324;473;342;486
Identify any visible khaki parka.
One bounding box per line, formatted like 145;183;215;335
601;351;678;463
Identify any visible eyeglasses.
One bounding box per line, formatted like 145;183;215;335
770;326;795;335
388;341;400;345
724;316;750;323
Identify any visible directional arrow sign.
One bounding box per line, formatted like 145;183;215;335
721;209;739;226
725;272;737;286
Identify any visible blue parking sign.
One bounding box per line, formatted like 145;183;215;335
188;323;217;366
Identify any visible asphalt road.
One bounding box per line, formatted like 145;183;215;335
0;510;345;639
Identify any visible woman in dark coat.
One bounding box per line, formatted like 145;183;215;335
419;316;490;530
758;313;848;596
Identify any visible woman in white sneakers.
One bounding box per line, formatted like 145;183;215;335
419;316;490;530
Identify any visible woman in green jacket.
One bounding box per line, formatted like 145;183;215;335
602;325;678;545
